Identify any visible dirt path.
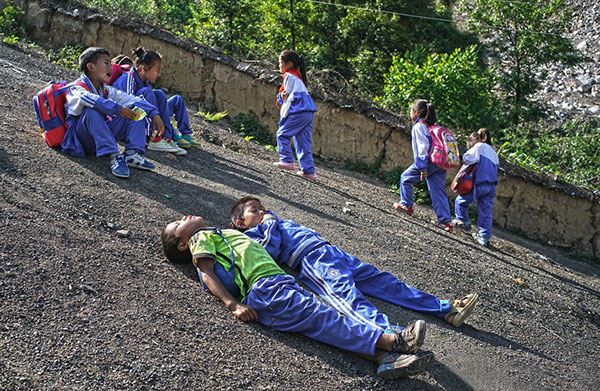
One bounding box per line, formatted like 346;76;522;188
1;43;599;391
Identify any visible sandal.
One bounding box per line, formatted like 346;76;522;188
444;293;479;327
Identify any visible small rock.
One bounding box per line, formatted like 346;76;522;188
345;202;355;206
80;284;96;295
342;207;352;214
587;105;600;114
106;222;115;229
576;40;588;51
116;229;130;238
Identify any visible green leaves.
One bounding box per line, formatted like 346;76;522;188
377;44;497;134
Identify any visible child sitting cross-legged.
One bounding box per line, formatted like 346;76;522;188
60;47;163;178
161;215;436;379
230;196;478;329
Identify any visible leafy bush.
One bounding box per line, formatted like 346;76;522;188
496;121;600;190
377;45;498;134
0;1;27;39
47;41;87;71
231;111;275;147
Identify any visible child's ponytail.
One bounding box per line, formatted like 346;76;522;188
467;128;493;148
131;47;162;69
411;99;436;126
279;50;308;86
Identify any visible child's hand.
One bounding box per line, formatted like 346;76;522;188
120;106;136;120
281;92;289;101
230;303;258;322
262;213;276;222
420;171;428;181
152;114;165;137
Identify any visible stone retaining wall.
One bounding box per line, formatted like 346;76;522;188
16;0;599;259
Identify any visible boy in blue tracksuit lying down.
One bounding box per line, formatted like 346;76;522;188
61;47;163;178
230;196;478;331
161;215;435;379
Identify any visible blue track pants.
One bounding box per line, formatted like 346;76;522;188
455;183;496;239
245;275;382;356
61;107;147;158
400;162;451;223
276;111;315;175
167;95;191;136
298;245;450;331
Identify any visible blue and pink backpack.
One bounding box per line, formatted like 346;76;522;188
428;124;460;170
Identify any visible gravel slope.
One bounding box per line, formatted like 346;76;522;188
1;42;599;391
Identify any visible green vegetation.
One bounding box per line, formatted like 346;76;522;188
196;110;229;122
47;41;87;71
459;0;579;125
231;111;276;148
0;0;28;44
377;45;498;134
497;121;600;190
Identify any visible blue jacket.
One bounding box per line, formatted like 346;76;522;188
463;143;499;185
243;212;327;269
112;69;151;96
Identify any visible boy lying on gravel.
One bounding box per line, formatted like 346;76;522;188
161;215;435;379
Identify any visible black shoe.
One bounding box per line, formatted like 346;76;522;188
377;350;435;379
393;320;426;354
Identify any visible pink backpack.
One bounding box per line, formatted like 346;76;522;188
428;124;460;170
107;63;132;86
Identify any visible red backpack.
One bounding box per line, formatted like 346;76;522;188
428;124;460;170
33;81;89;147
451;164;476;194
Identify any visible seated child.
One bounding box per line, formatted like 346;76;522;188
61;47;163;178
230;196;478;329
452;128;499;247
161;215;436;379
112;48;201;155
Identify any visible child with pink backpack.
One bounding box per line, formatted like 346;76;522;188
393;99;454;231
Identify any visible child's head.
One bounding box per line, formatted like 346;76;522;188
229;195;265;231
132;47;162;83
467;128;492;149
279;50;308;86
111;54;134;67
161;215;205;263
79;47;111;82
410;99;436;126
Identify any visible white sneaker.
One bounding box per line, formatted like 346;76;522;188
148;138;180;153
167;139;187;155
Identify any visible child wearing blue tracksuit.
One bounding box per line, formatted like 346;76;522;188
112;48;201;155
161;215;435;379
273;50;318;180
61;47;160;179
394;99;453;232
452;129;499;246
230;196;478;330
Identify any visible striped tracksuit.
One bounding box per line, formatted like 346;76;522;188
244;213;451;332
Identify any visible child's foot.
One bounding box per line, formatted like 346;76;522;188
452;218;471;231
173;133;191;148
297;171;317;180
166;139;187;155
110;153;130;178
273;161;296;170
444;293;479;327
434;221;453;232
125;151;155;171
148;137;180;153
393;202;413;216
472;232;490;246
177;134;202;148
376;351;435;379
392;320;426;354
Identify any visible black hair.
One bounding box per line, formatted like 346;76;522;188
111;54;134;66
411;99;437;126
132;47;162;69
161;225;192;264
279;50;308;86
467;128;493;149
78;47;110;73
229;195;262;231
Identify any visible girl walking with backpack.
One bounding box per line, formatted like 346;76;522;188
452;129;499;246
393;99;453;231
273;50;318;180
